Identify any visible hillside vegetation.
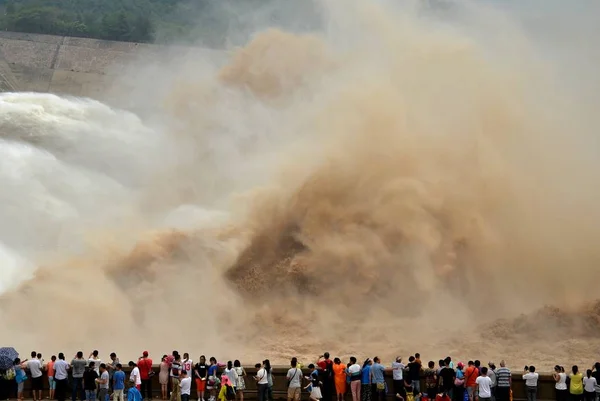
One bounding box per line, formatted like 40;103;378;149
0;0;203;43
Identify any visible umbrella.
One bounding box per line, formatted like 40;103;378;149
0;347;18;370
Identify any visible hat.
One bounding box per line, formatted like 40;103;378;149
143;351;149;357
221;375;230;385
457;362;464;369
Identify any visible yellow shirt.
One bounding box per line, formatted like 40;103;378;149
570;373;583;395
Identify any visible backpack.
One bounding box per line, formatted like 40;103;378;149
321;361;334;381
407;393;415;401
225;385;236;401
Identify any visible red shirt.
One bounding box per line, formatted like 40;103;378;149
138;358;153;380
318;359;332;370
465;366;479;388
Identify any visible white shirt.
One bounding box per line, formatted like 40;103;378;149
256;368;268;385
523;372;539;387
225;369;236;386
27;359;43;378
392;362;405;381
180;377;192;395
89;358;102;375
131;367;142;385
287;368;302;388
182;359;193;376
555;373;567;390
348;364;361;375
54;360;69;380
476;376;492;398
584;377;597;392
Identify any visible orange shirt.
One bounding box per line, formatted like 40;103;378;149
465;366;478;387
47;361;55;377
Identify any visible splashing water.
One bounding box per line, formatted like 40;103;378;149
1;0;600;369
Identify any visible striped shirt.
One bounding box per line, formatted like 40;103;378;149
496;367;511;387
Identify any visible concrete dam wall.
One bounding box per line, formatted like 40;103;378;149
0;31;221;99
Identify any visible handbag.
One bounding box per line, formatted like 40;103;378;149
454;378;464;387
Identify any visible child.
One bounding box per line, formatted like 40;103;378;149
304;364;322;401
218;376;236;401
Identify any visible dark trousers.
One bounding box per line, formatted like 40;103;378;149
453;386;465;401
584;392;596;401
142;379;152;399
56;378;69;401
72;378;84;401
182;394;190;401
496;387;510;401
556;389;569;401
257;384;268;401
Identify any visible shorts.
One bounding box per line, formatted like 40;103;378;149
32;376;44;390
467;387;475;399
196;379;207;391
49;377;56;390
310;387;322;400
288;387;301;401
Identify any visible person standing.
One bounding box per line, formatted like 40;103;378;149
333;358;347;401
88;352;102;375
392;358;405;399
287;358;302;401
523;366;539;401
139;351;154;401
54;353;70;401
194;356;209;401
487;363;497;401
370;357;386;401
233;360;246;401
348;357;362;401
465;362;479;401
83;363;99;401
495;361;511;401
317;353;334;401
97;364;110;401
107;353;120;394
160;356;170;401
72;352;87;401
26;351;44;401
424;361;438;400
113;364;126;401
361;359;372;401
475;367;493;401
255;362;268;401
170;358;182;401
129;362;142;391
553;366;568;401
47;355;57;401
583;370;597;401
180;370;192;401
570;366;584;401
438;359;456;400
182;354;193;384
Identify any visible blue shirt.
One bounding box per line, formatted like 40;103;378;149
113;371;126;390
361;365;371;385
371;363;385;384
456;370;464;379
208;365;218;377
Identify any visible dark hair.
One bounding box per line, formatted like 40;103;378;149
308;364;315;369
51;356;56;361
350;357;357;364
77;351;83;358
291;358;298;368
374;357;380;363
444;357;451;365
255;363;261;369
572;366;579;374
93;350;99;357
89;362;96;368
263;360;271;373
428;361;435;368
409;356;415;362
181;370;188;376
481;367;488;375
415;353;420;358
439;360;445;366
468;361;474;366
587;369;592;378
200;355;206;361
529;366;536;373
14;358;20;365
362;359;371;369
234;360;241;368
110;353;117;358
31;351;37;358
554;365;561;372
37;353;42;359
334;358;341;364
475;360;481;367
58;353;65;360
210;357;217;364
116;364;122;369
227;361;233;369
129;361;136;367
100;363;106;369
184;353;189;359
324;352;330;359
595;363;600;371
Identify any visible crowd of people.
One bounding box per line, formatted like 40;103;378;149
2;350;600;401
